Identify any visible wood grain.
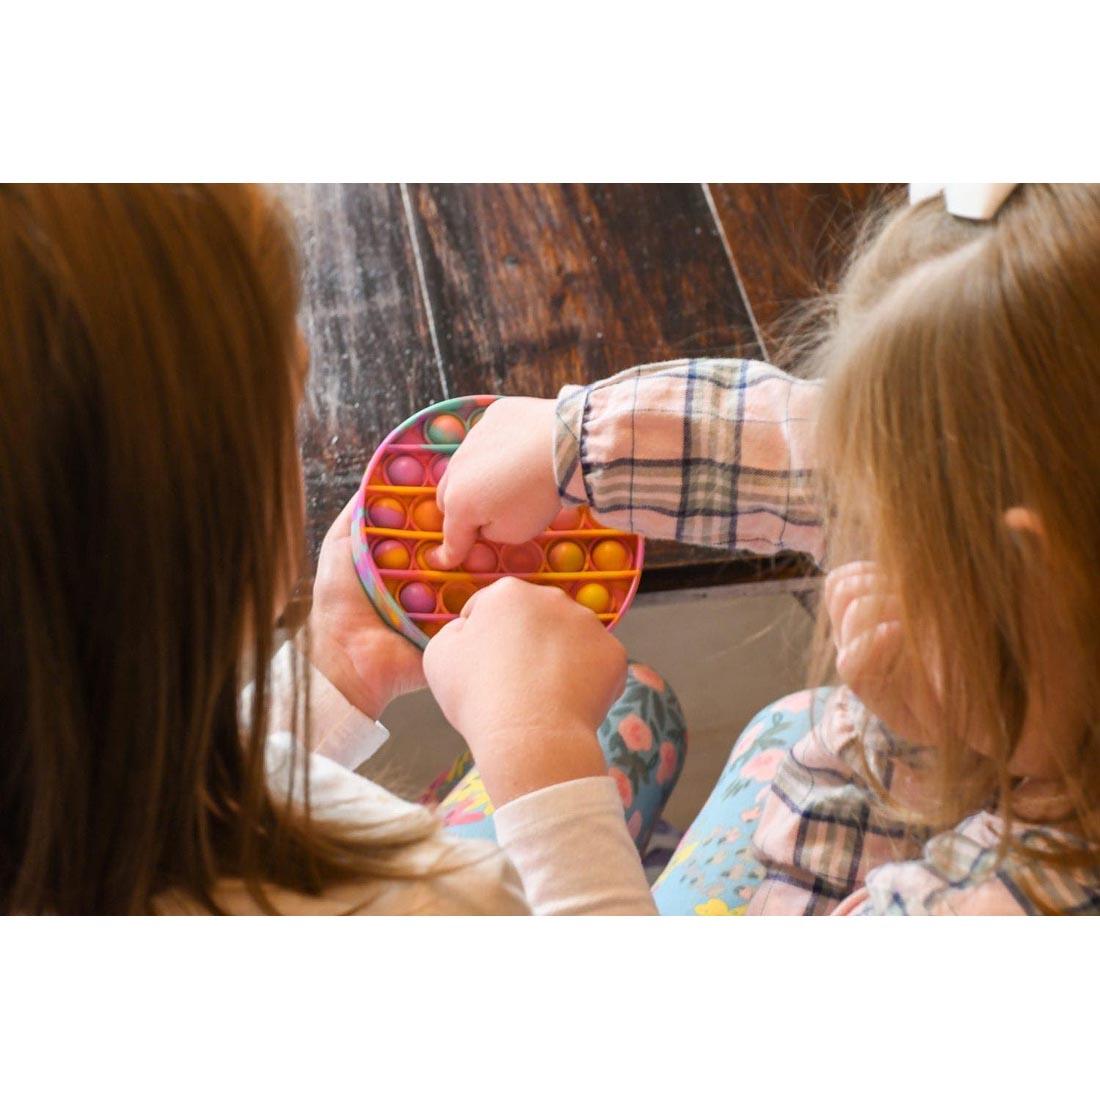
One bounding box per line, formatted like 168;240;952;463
706;183;904;363
408;183;764;399
274;184;442;556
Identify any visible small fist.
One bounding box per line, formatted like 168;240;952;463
825;560;941;745
423;578;627;805
430;397;561;569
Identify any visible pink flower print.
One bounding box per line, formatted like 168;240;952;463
723;826;741;844
730;720;766;762
627;811;642;838
609;766;633;808
656;742;678;784
740;747;786;783
618;713;653;752
631;664;666;693
741;806;761;823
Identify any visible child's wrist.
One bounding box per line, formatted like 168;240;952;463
300;628;390;720
471;720;607;808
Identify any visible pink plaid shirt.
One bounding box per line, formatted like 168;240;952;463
555;358;1100;915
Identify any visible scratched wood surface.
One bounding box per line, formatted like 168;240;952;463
407;183;761;398
277;183;892;581
706;183;903;362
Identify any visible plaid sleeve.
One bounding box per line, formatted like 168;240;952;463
746;690;934;915
554;358;824;560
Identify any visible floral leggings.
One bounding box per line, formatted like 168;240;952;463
650;689;823;915
424;677;820;915
426;662;688;855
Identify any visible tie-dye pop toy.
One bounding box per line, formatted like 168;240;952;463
351;395;645;649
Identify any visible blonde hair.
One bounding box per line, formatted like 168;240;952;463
808;185;1100;870
0;185;437;913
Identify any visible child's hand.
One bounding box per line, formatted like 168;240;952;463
825;561;940;745
423;578;627;806
309;494;426;718
430;397;560;569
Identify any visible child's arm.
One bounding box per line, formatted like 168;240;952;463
431;358;824;570
423;578;657;915
261;494;428;771
557;358;823;558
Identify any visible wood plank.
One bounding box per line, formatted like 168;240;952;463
408;183;763;400
273;184;442;559
706;183;904;363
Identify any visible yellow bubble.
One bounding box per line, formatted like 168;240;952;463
575;582;611;613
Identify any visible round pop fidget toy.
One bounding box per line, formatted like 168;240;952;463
351;395;645;649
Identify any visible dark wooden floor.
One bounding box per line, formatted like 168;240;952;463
276;183;900;587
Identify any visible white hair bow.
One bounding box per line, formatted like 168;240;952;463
909;183;1018;221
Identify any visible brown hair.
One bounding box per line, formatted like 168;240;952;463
807;185;1100;867
0;184;435;913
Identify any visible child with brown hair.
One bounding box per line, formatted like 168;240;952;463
429;183;1100;914
0;183;681;914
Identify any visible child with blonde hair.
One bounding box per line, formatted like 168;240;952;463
429;183;1100;914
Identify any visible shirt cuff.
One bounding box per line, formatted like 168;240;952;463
554;383;590;506
492;775;656;915
307;662;391;771
253;642;391;772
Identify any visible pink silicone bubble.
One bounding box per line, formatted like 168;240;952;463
369;496;407;529
501;542;544;574
549;506;583;531
396;424;425;445
399;582;437;614
427;455;450;485
386;455;426;486
463;542;498;573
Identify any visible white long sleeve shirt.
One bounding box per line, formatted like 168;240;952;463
157;646;655;915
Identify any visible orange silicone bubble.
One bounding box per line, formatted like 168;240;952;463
575;582;611;613
441;581;476;613
547;540;586;573
412;498;445;531
591;539;631;571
